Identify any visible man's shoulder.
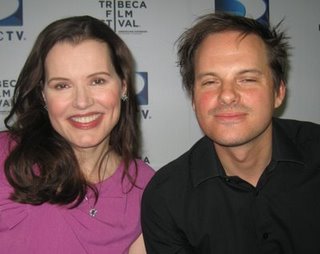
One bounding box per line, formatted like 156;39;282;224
149;149;191;187
274;118;320;163
145;136;208;192
274;118;320;143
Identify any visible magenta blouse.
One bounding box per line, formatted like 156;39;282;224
0;132;154;253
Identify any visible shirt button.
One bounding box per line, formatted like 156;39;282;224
262;233;269;239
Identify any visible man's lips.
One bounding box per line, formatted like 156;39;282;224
213;111;248;123
215;112;247;117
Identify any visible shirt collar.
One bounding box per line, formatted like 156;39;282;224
189;119;305;187
189;136;222;187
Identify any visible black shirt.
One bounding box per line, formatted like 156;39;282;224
141;118;320;254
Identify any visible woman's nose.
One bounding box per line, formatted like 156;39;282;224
72;85;94;109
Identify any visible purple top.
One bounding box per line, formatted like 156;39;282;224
0;132;154;254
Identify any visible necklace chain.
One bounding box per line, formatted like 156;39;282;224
83;153;116;218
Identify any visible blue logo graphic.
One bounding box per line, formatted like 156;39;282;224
215;0;269;25
0;0;23;26
135;72;148;105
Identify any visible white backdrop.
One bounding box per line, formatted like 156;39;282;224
1;0;319;170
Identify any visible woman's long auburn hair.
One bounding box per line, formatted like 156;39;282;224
4;15;141;206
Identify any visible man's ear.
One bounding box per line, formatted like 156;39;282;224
274;81;286;109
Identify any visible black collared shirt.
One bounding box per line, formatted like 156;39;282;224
141;118;320;254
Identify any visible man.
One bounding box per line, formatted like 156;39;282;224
141;12;320;253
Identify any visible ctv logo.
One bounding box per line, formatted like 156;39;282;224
215;0;269;25
0;0;23;26
136;72;150;120
136;72;148;105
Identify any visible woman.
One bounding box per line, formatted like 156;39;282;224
0;15;154;254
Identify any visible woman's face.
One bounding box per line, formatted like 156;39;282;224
42;39;126;151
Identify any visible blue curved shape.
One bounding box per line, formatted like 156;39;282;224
0;0;23;26
215;0;246;16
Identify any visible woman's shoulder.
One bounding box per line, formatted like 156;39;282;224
130;159;155;186
0;131;12;163
0;132;27;231
0;131;11;145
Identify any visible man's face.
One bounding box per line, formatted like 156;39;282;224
193;31;285;149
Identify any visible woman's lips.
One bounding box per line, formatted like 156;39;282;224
68;113;103;129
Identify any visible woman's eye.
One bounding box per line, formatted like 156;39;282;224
92;78;105;85
54;83;69;90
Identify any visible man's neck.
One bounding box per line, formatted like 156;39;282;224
214;131;273;187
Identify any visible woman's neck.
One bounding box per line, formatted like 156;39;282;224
74;144;121;183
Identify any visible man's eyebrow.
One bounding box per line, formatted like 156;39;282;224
237;69;263;75
195;72;219;79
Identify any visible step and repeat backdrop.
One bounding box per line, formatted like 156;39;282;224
1;0;319;170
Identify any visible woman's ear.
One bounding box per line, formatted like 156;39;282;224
121;80;127;97
121;80;128;102
42;91;47;103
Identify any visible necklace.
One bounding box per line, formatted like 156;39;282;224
85;195;98;217
82;153;117;217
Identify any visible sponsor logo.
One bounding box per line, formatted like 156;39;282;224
138;155;151;164
97;0;148;34
136;72;148;105
0;0;23;26
136;72;151;120
215;0;269;25
0;0;25;41
0;79;16;112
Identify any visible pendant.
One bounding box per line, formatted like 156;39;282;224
89;208;98;217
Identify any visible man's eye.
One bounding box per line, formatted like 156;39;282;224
202;80;219;86
240;78;257;83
